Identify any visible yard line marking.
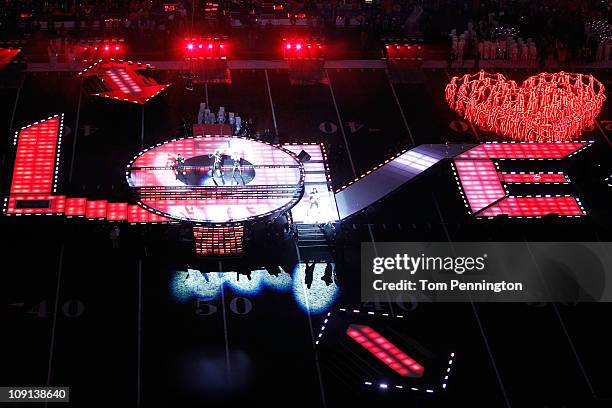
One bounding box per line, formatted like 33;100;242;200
219;261;232;382
140;106;145;150
69;89;83;182
264;69;279;137
387;77;415;145
326;69;357;178
292;241;328;408
522;240;597;399
366;224;395;317
137;258;143;407
594;120;612;148
432;192;511;408
8;85;21;139
45;242;65;408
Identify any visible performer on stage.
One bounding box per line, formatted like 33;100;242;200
231;151;243;184
209;150;223;177
174;153;186;179
306;187;320;220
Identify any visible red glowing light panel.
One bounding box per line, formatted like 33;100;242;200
501;173;568;183
193;225;244;255
107;202;128;221
454;160;506;213
446;71;605;142
80;59;170;104
127;136;303;223
5;195;65;215
454;142;588;217
0;47;21;71
346;324;424;378
457;142;589;160
127;205;172;223
10;116;60;194
480;197;583;217
85;200;107;219
65;198;87;216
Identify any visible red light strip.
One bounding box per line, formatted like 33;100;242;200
500;172;568;183
5;195;65;215
80;59;170;104
107;202;128;221
86;200;108;219
65;197;87;216
105;68;142;94
453;142;588;217
446;71;605;142
454;160;506;213
457;142;589;160
479;196;583;217
346;324;424;378
193;225;244;255
10;116;61;194
4;115;173;223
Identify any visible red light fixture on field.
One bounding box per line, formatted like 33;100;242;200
383;38;424;61
282;38;324;60
347;324;424;378
183;37;228;59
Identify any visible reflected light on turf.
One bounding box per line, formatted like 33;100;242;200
224;271;265;294
292;263;338;314
171;269;223;302
171;264;337;314
261;268;293;290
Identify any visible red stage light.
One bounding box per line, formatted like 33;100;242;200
208;43;213;49
286;43;292;49
446;71;606;141
104;45;110;51
187;43;194;50
454;142;588;217
198;44;203;49
220;43;224;49
296;43;302;50
115;45;120;51
10;116;61;195
347;324;424;378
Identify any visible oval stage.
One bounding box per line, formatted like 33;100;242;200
126;135;305;223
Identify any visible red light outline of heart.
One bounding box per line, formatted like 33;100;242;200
445;71;606;142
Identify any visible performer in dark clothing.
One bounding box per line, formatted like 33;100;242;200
209;150;223;177
231;151;243;184
174;153;186;179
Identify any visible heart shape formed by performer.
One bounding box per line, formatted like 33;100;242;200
445;71;606;142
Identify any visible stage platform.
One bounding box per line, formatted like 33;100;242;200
79;59;170;104
283;143;339;224
334;144;475;220
127;135;305;223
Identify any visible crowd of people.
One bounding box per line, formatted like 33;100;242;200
3;0;612;65
446;0;612;65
